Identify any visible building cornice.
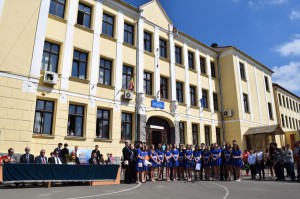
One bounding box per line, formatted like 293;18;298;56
273;83;300;101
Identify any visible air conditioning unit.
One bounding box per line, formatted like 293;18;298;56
123;91;133;100
43;71;58;85
223;110;233;118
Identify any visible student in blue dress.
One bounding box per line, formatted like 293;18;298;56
178;144;185;180
211;143;222;181
193;145;202;181
142;145;150;182
171;144;179;181
149;144;158;182
136;143;145;183
200;143;206;180
232;144;243;181
202;145;211;181
185;144;194;182
164;145;173;181
156;143;165;181
224;142;233;181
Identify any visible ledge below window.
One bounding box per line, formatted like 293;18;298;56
48;14;67;23
94;138;113;143
159;57;170;62
201;73;209;78
100;33;117;42
74;23;94;33
69;76;90;84
97;83;115;89
144;51;155;57
32;134;55;139
64;136;87;141
123;42;136;49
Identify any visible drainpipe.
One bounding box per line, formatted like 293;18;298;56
217;52;226;141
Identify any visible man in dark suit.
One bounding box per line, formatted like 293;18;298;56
92;145;101;159
35;149;47;164
122;141;132;184
50;150;63;164
54;143;63;157
89;152;100;165
20;147;34;164
60;143;69;163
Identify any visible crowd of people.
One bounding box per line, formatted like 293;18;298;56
122;140;300;184
0;143;115;165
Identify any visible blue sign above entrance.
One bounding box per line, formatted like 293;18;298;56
151;100;165;109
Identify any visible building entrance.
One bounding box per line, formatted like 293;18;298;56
146;116;171;145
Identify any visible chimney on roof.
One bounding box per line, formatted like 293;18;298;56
211;43;218;48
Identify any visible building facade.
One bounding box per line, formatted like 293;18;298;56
0;0;280;156
273;83;300;149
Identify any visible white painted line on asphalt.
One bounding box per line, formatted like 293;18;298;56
65;183;141;199
209;182;229;199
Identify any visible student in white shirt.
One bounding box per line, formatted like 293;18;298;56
256;147;265;179
248;149;256;180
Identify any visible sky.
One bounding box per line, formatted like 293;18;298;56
124;0;300;96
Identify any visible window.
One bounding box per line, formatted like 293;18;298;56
96;109;110;139
159;39;167;58
205;126;210;145
202;90;208;109
192;124;198;145
243;94;249;112
175;46;182;64
289;117;292;129
240;62;246;80
144;32;152;52
292;118;295;129
68;104;84;137
49;0;66;18
213;93;218;111
292;100;294;111
160;77;168;99
296;119;298;130
99;58;112;85
190;86;197;106
211;62;216;78
122;65;134;90
124;23;133;45
144;72;152;95
264;76;270;92
102;13;114;37
286;97;289;109
188;52;194;69
278;94;282;106
216;127;221;146
42;41;60;72
296;102;299;112
268;103;273;120
179;122;185;144
282;96;286;107
176;82;184;103
121;112;132;140
200;57;206;74
285;116;288;128
281;114;285;127
72;50;88;79
33;100;54;134
77;3;91;28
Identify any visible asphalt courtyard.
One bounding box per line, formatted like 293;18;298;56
0;177;299;199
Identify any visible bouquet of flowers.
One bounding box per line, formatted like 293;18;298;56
0;156;12;164
65;154;76;164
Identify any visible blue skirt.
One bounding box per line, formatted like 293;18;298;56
172;160;179;167
203;159;211;167
165;161;172;168
179;159;185;167
224;158;232;165
136;161;143;172
150;161;157;168
211;157;222;166
185;160;193;168
233;158;243;167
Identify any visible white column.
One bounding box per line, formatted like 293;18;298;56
206;54;214;116
245;61;253;121
154;26;160;100
114;10;124;101
60;0;79;90
168;25;176;101
236;56;245;119
195;49;203;117
90;0;103;96
183;42;190;115
30;0;51;78
136;17;144;94
254;67;262;123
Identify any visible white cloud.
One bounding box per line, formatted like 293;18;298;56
248;0;288;9
275;34;300;57
272;62;300;93
269;0;288;5
289;5;300;21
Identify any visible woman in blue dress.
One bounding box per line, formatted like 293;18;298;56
142;145;150;182
202;145;211;181
178;144;185;180
164;145;172;181
232;144;243;181
223;142;233;181
148;144;158;182
136;143;145;183
171;144;179;181
156;143;165;181
193;145;202;181
185;144;194;182
211;143;222;180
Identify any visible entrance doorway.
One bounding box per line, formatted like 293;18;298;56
146;116;171;145
151;131;163;146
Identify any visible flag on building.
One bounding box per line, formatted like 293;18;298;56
129;76;134;90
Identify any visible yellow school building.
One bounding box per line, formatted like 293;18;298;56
0;0;296;157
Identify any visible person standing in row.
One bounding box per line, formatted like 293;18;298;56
165;145;172;181
178;144;185;180
122;141;132;184
92;145;101;159
193;145;202;181
202;145;211;180
61;143;69;164
136;143;145;183
156;143;164;181
185;144;194;182
248;149;256;180
232;144;243;181
172;144;179;181
211;143;222;181
149;144;157;182
265;148;274;178
283;144;295;181
223;142;232;181
256;147;265;179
